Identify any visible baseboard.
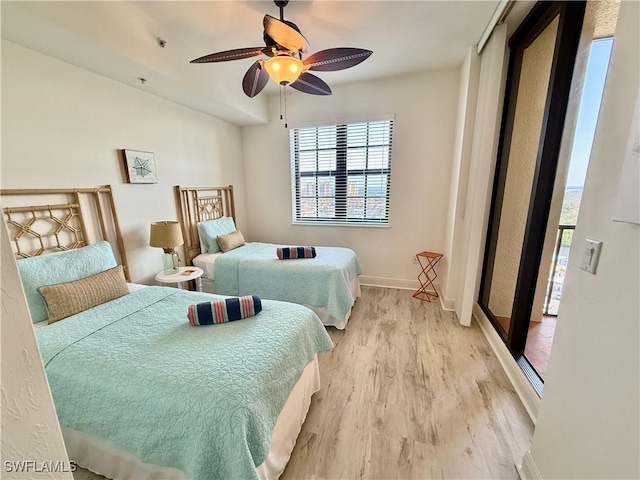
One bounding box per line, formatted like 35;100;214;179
517;451;541;480
359;276;421;290
439;295;456;312
472;304;540;424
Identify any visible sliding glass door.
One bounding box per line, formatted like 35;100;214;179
479;1;586;390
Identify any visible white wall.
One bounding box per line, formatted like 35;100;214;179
1;41;247;284
241;70;460;287
1;218;72;479
523;2;639;478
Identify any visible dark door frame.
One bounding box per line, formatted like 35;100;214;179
479;1;586;360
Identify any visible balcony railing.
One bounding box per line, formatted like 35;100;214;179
543;224;576;316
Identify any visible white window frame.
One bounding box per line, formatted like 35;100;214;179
290;118;394;226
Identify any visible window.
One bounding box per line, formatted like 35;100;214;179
290;119;394;225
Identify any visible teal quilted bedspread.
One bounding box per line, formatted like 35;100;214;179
36;287;333;480
214;243;362;320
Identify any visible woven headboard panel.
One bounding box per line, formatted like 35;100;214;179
1;185;130;281
174;185;235;266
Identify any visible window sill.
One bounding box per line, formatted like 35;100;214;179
291;221;390;228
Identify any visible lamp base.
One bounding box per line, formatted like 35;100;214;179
162;251;180;275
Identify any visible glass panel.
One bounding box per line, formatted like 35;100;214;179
297;129;318;151
367;146;389;169
347;148;366;170
317;126;336;149
318;150;336;171
318;198;335;217
525;36;614;381
487;16;560;338
347;198;364;218
366;174;387;197
365;198;386;219
299;198;317;217
317;177;335;197
298;151;316;172
347;123;367;147
299;177;316;196
347;176;365;196
368;121;391;146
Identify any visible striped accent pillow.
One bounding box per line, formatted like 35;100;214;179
276;246;317;260
187;295;262;326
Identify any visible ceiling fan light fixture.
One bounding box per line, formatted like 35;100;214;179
264;55;303;85
190;1;372;99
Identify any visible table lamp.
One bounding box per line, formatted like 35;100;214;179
149;221;184;274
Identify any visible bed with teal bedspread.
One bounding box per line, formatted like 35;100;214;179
214;242;362;322
36;286;333;480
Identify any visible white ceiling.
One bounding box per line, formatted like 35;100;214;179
1;1;501;126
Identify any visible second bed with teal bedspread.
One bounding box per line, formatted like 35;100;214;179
214;242;362;321
36;286;333;480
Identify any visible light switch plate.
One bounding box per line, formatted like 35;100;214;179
580;239;602;274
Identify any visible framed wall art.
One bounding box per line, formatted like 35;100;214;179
122;149;158;184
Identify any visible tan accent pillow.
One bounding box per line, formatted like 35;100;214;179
217;230;246;253
39;265;129;324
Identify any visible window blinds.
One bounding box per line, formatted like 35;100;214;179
290;119;394;225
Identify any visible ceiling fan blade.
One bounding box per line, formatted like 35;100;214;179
190;47;266;64
263;14;310;53
242;60;269;97
290;72;332;96
303;48;373;72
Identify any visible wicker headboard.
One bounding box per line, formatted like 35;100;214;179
1;185;130;281
174;185;235;266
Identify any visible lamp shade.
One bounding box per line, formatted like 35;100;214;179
149;221;183;248
264;55;304;85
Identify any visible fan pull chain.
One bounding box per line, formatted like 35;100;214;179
284;86;288;128
279;85;284;121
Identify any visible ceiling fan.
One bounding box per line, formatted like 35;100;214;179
190;0;373;98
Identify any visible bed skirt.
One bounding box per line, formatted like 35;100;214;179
64;355;321;480
200;277;360;330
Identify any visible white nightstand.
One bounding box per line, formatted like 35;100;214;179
155;266;204;292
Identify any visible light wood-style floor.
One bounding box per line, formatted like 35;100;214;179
74;286;533;480
282;287;533;479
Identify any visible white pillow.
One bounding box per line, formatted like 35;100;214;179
197;228;207;255
197;217;237;254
